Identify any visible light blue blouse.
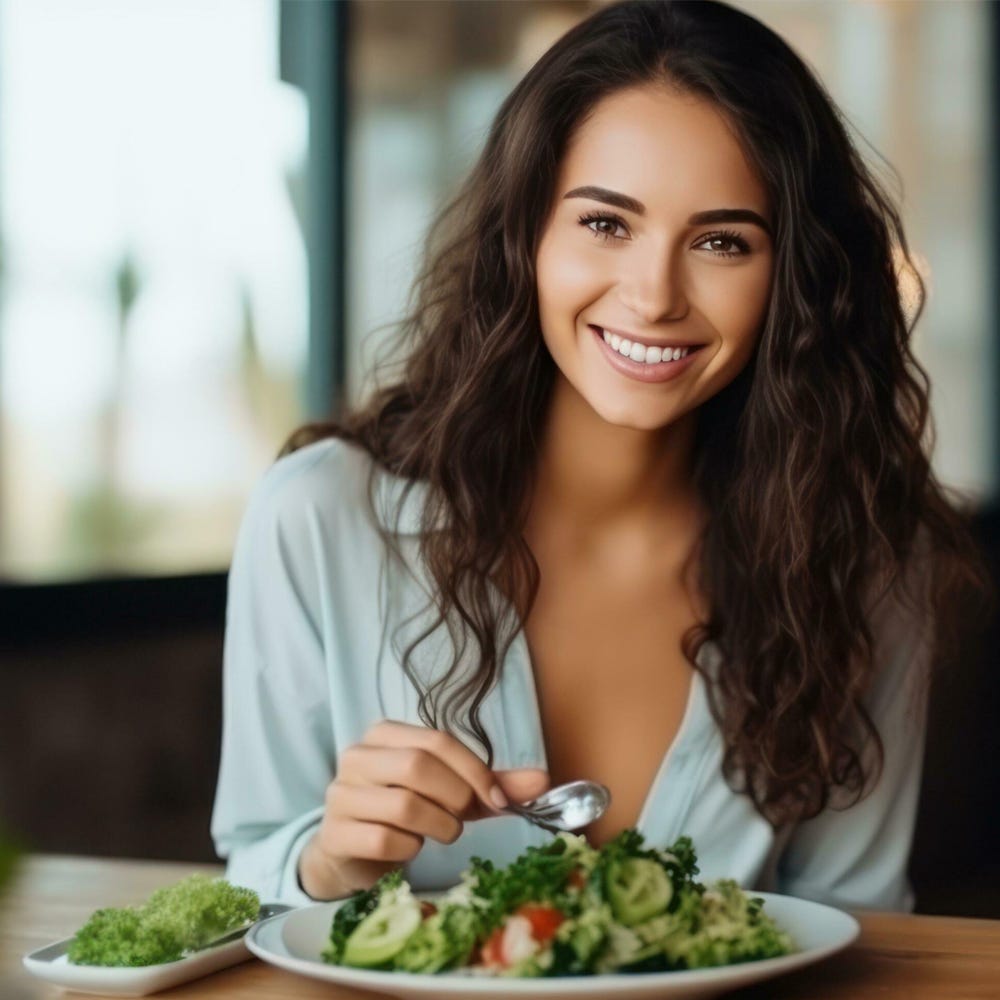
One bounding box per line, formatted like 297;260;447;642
211;437;931;912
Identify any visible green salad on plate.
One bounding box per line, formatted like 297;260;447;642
322;829;794;977
67;874;260;967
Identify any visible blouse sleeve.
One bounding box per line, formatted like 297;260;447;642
774;558;934;912
210;448;339;905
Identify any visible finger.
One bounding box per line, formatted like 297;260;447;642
329;783;463;845
339;744;478;818
318;815;425;863
464;768;551;822
496;768;550;804
361;720;508;814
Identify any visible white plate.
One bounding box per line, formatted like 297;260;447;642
22;903;291;998
246;892;860;1000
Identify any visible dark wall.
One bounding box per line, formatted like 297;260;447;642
908;503;1000;918
0;626;223;863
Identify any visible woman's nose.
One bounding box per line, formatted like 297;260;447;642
616;250;689;323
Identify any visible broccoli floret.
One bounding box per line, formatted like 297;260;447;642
660;836;699;879
67;907;182;967
447;833;596;946
627;879;794;971
552;832;600;873
675;879;794;967
393;905;477;973
143;874;259;951
467;837;580;934
549;901;613;974
66;875;261;967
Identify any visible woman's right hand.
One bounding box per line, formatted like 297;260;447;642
297;719;550;900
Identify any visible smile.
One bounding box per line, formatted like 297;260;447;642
588;325;705;384
600;328;692;365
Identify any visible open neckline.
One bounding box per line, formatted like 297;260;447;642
491;625;714;841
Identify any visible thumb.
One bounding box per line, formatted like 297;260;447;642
494;768;550;805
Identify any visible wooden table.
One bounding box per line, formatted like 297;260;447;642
2;855;999;999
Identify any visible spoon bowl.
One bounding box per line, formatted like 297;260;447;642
505;779;611;834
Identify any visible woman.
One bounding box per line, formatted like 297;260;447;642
211;0;987;911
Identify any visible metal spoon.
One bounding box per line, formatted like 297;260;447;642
503;780;611;836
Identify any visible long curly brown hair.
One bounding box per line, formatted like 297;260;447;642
281;0;991;826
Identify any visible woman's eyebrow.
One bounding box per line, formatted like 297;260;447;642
563;185;647;215
562;185;772;236
690;207;772;237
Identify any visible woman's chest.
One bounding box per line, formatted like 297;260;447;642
522;566;702;848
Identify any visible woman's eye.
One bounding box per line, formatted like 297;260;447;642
577;214;753;258
578;211;629;243
694;231;752;258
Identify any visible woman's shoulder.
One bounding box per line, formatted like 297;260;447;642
246;436;373;525
243;435;426;540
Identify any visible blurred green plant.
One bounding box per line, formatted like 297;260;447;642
59;251;163;573
238;282;301;448
63;480;164;573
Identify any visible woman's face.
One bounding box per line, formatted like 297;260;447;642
535;84;774;432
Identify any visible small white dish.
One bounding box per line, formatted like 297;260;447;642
22;902;290;998
246;892;860;1000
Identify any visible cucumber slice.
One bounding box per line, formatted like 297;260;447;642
607;858;673;927
341;894;422;968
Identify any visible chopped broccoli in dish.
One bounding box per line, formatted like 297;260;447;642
67;874;260;967
322;830;794;977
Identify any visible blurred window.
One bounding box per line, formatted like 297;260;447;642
347;0;995;502
736;0;993;501
0;0;309;581
2;0;991;582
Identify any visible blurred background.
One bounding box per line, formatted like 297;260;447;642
0;0;996;916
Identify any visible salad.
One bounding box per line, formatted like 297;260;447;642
322;829;794;977
67;874;260;967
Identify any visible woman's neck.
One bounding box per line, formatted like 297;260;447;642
528;374;701;542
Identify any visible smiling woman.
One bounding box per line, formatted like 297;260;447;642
536;86;774;430
211;0;989;918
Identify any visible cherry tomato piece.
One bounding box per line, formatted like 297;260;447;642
515;904;565;944
480;927;506;967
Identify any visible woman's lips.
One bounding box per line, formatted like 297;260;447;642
590;325;705;384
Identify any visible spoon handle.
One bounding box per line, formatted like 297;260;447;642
502;804;567;836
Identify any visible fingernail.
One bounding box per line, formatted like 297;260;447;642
489;786;509;810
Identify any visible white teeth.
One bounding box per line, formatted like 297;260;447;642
598;328;693;364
